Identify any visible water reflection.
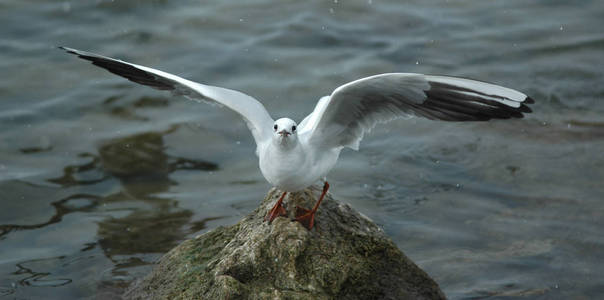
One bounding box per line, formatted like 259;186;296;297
98;127;217;181
91;129;221;294
19;146;53;154
101;94;171;121
0;193;102;238
47;153;107;187
92;128;219;258
1;128;221;296
14;257;73;288
97;209;194;257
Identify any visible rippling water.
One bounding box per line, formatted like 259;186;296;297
1;1;604;299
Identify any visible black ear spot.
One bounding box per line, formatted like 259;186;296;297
291;125;296;131
273;124;278;131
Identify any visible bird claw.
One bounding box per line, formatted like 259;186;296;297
265;192;288;224
294;206;315;230
264;202;287;224
295;205;311;217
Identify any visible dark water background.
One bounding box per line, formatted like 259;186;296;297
1;0;604;299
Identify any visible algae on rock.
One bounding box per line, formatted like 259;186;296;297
124;188;445;300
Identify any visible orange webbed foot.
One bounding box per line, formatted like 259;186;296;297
265;191;288;224
294;206;315;230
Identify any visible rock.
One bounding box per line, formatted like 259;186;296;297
124;188;445;300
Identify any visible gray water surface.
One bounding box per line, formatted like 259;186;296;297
1;1;604;299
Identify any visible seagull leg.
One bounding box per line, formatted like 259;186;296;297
265;191;288;224
295;181;329;230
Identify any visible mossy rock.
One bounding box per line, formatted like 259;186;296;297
124;188;445;300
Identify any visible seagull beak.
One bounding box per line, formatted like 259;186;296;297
278;130;291;137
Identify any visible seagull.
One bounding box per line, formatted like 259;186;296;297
59;47;534;230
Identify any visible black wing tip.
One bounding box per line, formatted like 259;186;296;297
59;46;103;62
517;96;535;114
59;46;176;91
519;103;532;113
524;96;535;104
59;46;93;62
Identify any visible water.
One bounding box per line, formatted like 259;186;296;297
1;0;603;298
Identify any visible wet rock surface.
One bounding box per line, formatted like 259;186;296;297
124;188;445;300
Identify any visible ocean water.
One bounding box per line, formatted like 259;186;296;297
1;0;604;299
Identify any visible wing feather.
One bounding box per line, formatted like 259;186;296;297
301;73;533;150
60;47;274;146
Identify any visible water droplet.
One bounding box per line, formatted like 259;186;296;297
559;25;564;31
415;61;419;65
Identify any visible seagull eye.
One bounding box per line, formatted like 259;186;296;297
291;125;296;132
273;124;278;131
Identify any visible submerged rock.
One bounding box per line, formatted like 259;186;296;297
124;188;445;300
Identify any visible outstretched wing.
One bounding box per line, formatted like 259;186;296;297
300;73;534;150
60;47;274;146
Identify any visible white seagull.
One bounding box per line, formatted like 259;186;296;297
60;47;534;230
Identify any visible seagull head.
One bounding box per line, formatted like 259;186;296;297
272;118;298;147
